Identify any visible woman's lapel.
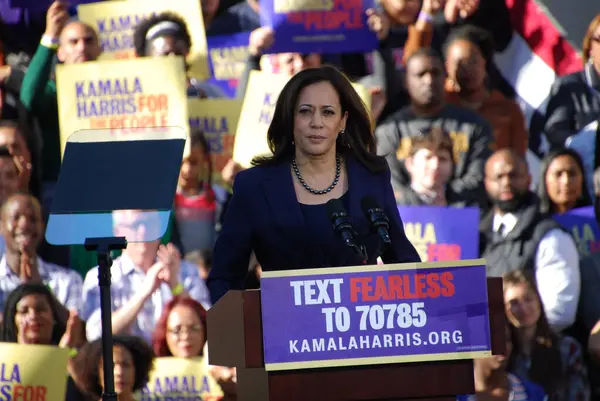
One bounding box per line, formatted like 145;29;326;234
260;162;327;268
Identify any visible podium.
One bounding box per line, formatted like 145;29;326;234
207;277;505;401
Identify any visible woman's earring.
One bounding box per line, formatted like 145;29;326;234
338;129;350;148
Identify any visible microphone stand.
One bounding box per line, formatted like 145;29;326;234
84;236;128;401
367;243;387;265
351;243;368;265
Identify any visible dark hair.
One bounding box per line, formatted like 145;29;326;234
152;296;208;357
189;127;213;189
0;145;11;157
0;120;27;142
251;66;387;173
443;25;496;74
537;148;591;214
0;120;22;130
504;270;564;397
405;47;443;70
133;12;192;57
77;335;155;399
0;283;66;344
409;127;454;158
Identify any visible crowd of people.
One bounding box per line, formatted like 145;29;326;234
0;0;599;400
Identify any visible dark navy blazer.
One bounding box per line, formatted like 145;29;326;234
207;156;421;304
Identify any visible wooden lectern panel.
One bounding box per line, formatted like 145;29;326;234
488;277;506;356
238;360;474;401
208;278;506;401
207;289;263;368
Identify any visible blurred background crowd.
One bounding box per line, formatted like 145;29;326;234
0;0;599;400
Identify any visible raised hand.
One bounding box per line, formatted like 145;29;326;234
157;243;181;289
444;0;479;23
44;1;70;40
12;154;32;192
366;8;391;41
142;261;168;297
249;27;275;57
422;0;445;14
59;310;86;350
221;159;244;187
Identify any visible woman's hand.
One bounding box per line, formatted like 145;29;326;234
422;0;445;15
221;159;244;187
59;310;86;350
444;0;479;23
366;8;391;41
249;27;275;57
210;366;237;397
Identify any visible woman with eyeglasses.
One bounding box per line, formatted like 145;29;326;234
152;296;236;401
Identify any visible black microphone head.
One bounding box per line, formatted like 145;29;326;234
360;196;380;215
326;198;347;219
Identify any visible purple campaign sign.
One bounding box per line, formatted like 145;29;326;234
207;32;251;99
260;0;378;54
398;206;480;262
10;0;95;11
260;261;491;370
554;206;600;256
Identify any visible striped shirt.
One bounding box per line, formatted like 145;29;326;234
0;255;83;312
80;253;211;344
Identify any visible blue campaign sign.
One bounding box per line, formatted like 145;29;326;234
259;0;378;54
260;260;492;371
398;206;480;262
554;206;600;256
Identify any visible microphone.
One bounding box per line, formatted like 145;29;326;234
360;196;392;254
326;198;367;264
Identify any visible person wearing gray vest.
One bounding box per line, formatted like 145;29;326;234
480;149;580;332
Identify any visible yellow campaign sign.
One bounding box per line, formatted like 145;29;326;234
232;70;373;168
141;357;223;400
77;0;209;80
232;70;290;169
56;56;190;158
0;343;69;401
188;98;242;185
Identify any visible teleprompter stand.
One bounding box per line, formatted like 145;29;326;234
84;237;128;401
44;128;187;401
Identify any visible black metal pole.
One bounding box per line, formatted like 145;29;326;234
84;237;127;401
98;252;118;401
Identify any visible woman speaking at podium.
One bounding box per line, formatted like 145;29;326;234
207;66;420;304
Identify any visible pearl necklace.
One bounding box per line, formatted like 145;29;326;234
292;155;341;195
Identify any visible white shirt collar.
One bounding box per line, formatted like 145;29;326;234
492;212;519;236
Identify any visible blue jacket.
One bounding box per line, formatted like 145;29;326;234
207;156;421;304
